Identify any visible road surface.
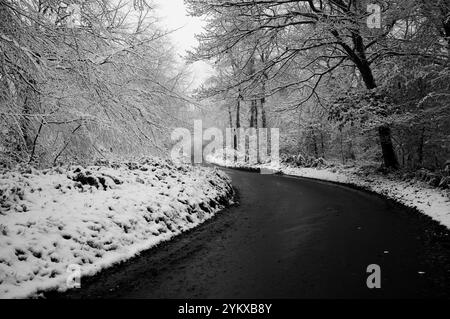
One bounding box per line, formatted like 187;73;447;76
47;168;450;298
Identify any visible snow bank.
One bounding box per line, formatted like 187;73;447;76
206;151;450;229
0;158;233;298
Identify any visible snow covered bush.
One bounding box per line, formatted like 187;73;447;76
0;158;233;298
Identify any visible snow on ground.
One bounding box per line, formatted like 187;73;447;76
0;158;233;298
206;149;450;229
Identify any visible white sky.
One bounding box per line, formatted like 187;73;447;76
153;0;214;89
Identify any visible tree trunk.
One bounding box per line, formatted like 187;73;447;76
357;61;377;90
259;96;267;128
355;51;399;169
312;129;318;158
260;68;268;128
227;103;236;150
236;92;241;128
340;129;345;164
250;103;254;128
249;100;258;128
227;104;233;128
261;104;267;128
254;101;258;128
247;55;258;129
234;92;241;150
378;125;398;169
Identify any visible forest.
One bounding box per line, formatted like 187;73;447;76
1;0;449;174
188;0;450;175
1;0;450;300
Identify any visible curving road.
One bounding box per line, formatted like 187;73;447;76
48;168;450;299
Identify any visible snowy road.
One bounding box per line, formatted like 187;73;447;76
47;168;450;298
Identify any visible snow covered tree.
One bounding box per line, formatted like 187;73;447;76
186;0;449;169
0;0;189;166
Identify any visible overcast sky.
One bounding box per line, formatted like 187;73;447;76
153;0;214;89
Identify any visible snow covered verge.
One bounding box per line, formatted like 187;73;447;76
206;149;450;229
0;158;233;298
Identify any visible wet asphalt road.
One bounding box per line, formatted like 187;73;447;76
47;168;450;299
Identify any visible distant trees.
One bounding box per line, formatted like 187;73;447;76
0;0;188;167
187;0;449;170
